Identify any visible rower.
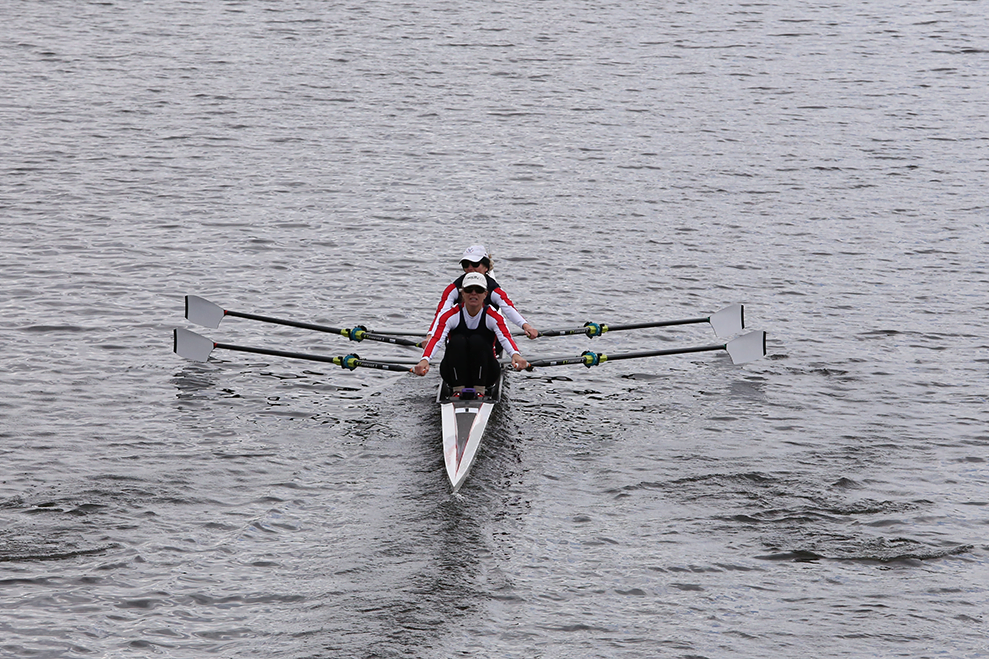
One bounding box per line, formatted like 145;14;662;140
413;272;529;397
424;245;539;343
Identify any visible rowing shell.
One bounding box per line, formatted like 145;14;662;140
438;370;503;493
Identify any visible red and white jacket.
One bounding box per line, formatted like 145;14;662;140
426;273;529;336
420;304;521;363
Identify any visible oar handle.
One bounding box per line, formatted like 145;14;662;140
335;355;414;372
353;331;423;348
525;352;600;369
537;325;606;338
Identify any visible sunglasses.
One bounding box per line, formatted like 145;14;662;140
460;259;490;269
462;287;486;295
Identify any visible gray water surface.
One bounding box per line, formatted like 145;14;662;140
2;1;987;657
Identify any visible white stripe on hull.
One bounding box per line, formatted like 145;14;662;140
441;400;494;493
437;371;503;493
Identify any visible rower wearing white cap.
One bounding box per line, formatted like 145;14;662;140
425;245;538;342
413;272;528;397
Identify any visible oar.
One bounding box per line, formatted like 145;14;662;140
185;295;425;347
526;330;766;370
174;328;414;372
536;304;745;339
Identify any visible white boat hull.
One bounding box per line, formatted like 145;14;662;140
438;372;503;493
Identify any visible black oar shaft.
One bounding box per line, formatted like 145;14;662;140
224;310;344;334
213;342;411;372
525;330;766;369
225;310;421;347
527;342;725;369
600;343;725;361
538;316;710;338
603;317;709;332
536;305;745;339
215;341;336;363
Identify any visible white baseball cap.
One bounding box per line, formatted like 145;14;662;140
461;272;488;291
461;245;489;263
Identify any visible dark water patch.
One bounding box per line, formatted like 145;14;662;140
551;623;614;633
716;509;845;525
256;408;317;419
117;593;170;610
212;448;279;458
670;583;704;592
0;541;118;563
67;503;108;516
799;367;850;377
755;550;825;563
0;576;58;586
759;526;975;563
848;540;974;563
179;592;307;607
20;324;94;333
583;536;620;547
621;372;665;381
858;329;905;338
23;499;108;516
609;471;787;504
614;588;647;596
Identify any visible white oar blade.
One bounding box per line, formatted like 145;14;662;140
185;295;225;329
725;331;766;364
709;304;744;337
174;328;215;362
